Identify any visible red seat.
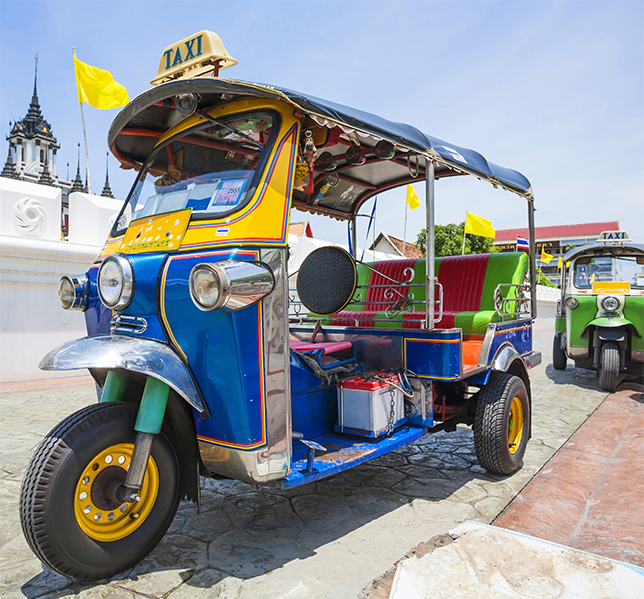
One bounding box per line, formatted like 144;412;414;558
289;340;353;354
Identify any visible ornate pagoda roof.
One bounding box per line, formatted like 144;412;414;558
7;56;59;148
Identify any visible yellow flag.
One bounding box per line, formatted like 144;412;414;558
464;212;495;239
558;256;563;269
406;184;420;210
74;54;129;110
540;247;554;264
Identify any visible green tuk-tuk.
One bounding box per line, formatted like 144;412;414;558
553;231;644;391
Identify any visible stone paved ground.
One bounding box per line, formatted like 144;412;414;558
0;328;612;599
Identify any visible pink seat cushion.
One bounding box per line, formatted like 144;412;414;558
289;340;353;354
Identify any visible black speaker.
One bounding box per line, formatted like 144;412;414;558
297;246;357;315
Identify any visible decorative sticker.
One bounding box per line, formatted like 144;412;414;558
119;208;192;254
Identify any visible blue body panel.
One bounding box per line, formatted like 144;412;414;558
84;265;112;337
161;249;267;450
403;332;462;380
121;253;167;342
485;320;533;366
280;425;427;489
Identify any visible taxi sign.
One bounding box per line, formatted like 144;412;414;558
151;31;238;86
592;281;631;295
597;230;630;243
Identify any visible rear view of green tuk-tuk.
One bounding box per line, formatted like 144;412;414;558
553;231;644;390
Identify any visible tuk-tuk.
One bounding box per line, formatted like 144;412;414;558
20;31;542;581
553;231;644;390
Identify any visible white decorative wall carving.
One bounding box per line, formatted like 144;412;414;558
13;197;48;236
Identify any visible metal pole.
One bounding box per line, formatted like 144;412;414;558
351;216;358;260
527;198;537;319
425;158;435;330
402;200;408;257
79;102;92;194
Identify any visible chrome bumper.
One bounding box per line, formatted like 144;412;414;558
39;335;206;413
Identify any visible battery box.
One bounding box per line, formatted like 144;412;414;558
336;373;404;438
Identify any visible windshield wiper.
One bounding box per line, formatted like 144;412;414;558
196;110;264;152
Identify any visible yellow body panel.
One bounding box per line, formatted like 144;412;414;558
119;209;192;254
592;281;631;295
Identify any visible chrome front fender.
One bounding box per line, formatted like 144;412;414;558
39;335;206;413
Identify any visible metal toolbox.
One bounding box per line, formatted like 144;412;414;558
337;374;404;437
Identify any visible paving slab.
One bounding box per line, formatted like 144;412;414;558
388;522;644;599
494;381;644;567
0;328;616;598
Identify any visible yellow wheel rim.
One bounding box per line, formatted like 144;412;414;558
508;396;524;455
73;443;159;542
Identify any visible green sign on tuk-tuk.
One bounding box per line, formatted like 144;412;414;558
553;231;644;390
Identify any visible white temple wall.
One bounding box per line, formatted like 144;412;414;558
0;178;121;382
68;192;122;246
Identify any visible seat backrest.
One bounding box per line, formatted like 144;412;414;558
437;254;491;312
363;259;418;310
479;252;528;312
342;262;373;311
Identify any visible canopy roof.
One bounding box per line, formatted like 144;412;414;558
109;78;533;220
563;241;644;263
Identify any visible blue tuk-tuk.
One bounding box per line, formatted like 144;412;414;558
20;31;541;581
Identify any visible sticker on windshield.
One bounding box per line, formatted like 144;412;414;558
208;179;247;210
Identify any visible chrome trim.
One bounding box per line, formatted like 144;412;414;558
190;259;275;312
198;249;291;484
477;323;498;368
525;352;542;369
59;274;89;311
98;254;134;311
110;315;148;334
492;344;523;372
39;335;205;413
493;283;531;321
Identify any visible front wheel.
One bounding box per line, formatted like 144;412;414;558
473;372;530;475
552;333;567;370
598;342;620;392
20;402;180;581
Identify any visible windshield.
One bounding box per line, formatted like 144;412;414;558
113;110;277;236
573;254;644;289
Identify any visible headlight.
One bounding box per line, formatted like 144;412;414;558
190;265;224;310
564;296;579;309
602;296;619;311
190;260;274;312
97;255;134;310
58;275;88;311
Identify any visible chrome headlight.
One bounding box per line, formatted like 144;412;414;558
58;274;88;311
97;255;134;310
190;260;274;312
601;296;620;312
564;296;579;309
190;264;225;310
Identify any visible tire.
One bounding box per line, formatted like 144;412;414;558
552;333;567;370
598;342;620;392
473;372;530;475
20;402;180;581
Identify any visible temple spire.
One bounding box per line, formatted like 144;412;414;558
101;152;114;198
71;143;84;192
1;145;18;179
26;54;43;123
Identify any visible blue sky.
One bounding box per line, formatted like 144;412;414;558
1;0;642;245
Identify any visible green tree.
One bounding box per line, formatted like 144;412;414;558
416;222;498;257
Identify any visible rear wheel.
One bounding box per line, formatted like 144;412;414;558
552;333;567;370
20;402;180;581
598;342;620;392
473;372;530;475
